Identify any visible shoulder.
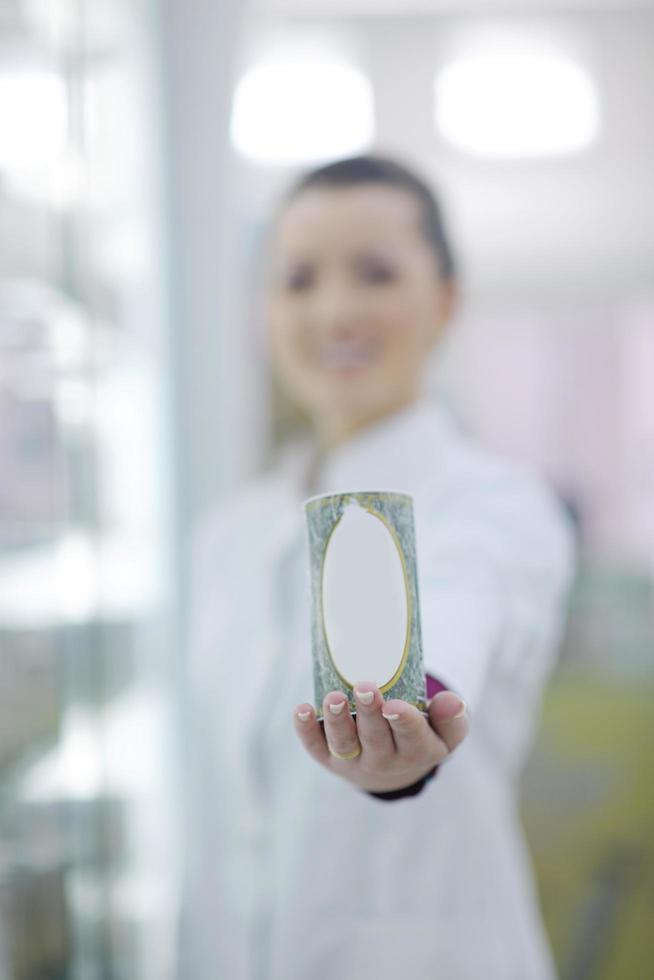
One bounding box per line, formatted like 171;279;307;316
414;402;570;529
448;437;568;528
186;468;287;580
418;426;576;594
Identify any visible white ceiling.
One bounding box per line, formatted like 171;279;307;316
253;0;654;16
239;5;654;307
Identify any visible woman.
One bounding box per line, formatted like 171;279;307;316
179;156;573;980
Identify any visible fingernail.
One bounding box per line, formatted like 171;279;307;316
355;689;374;706
297;710;312;722
328;700;346;715
382;713;400;721
452;699;466;719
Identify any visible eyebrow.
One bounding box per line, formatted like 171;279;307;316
353;249;400;263
277;247;403;268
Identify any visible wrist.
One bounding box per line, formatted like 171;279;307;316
367;763;438;801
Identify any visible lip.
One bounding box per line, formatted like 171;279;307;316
315;339;379;376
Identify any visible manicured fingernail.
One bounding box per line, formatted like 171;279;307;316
355;689;374;706
382;713;400;721
328;700;346;715
452;699;466;719
297;710;312;722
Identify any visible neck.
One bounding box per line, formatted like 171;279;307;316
312;392;421;452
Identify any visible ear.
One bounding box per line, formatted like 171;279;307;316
428;278;458;350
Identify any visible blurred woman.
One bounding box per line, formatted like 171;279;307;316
179;155;573;980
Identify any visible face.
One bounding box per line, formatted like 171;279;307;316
266;183;455;447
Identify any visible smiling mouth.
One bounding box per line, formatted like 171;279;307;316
317;340;379;373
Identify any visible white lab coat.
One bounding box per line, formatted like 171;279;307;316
179;398;574;980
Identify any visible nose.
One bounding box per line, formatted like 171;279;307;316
309;280;362;336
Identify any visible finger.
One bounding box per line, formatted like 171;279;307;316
353;682;394;762
427;691;469;754
293;703;330;766
323;692;361;761
382;699;446;767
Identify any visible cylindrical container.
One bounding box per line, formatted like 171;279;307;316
304;490;427;719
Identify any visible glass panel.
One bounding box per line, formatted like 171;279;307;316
0;2;177;977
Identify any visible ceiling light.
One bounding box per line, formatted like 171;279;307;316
434;45;600;159
231;58;374;165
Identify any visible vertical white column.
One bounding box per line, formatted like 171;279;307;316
158;0;250;537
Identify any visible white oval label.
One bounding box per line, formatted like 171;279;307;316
321;502;409;689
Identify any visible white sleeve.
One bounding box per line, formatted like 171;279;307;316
417;469;575;712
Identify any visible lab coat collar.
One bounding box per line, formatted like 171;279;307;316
278;396;458;500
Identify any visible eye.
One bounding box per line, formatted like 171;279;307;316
284;264;314;292
357;258;397;285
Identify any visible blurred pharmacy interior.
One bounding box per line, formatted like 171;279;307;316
0;0;653;977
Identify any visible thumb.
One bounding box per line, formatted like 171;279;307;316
427;691;469;754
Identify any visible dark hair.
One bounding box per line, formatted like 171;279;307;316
283;154;457;281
